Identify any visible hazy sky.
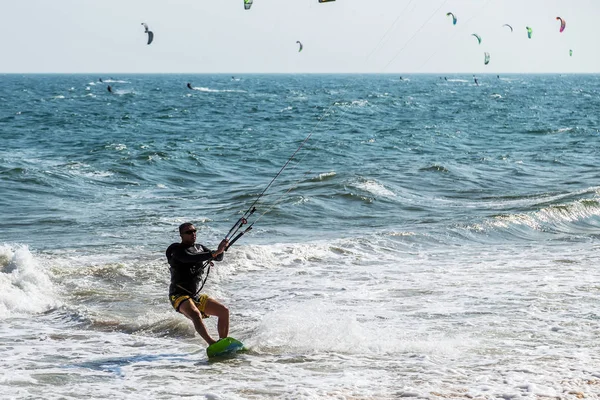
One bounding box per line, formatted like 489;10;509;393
2;0;599;74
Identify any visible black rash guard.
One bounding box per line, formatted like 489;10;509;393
166;243;224;297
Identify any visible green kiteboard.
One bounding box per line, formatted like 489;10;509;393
206;337;244;358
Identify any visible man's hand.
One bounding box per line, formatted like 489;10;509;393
218;239;229;252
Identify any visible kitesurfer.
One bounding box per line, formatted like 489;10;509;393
473;76;479;86
166;223;230;346
187;83;193;90
99;78;103;83
107;85;113;93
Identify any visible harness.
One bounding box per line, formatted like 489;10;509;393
167;243;214;298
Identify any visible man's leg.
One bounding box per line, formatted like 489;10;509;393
179;299;216;345
203;298;230;339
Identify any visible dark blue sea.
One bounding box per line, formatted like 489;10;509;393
1;74;600;399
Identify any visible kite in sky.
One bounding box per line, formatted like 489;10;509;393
556;17;566;33
502;24;513;32
296;41;303;52
244;0;252;10
471;33;482;45
526;26;533;39
446;12;457;25
141;23;154;45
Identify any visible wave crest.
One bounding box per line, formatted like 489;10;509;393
0;244;58;319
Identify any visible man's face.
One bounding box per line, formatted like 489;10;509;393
181;225;197;243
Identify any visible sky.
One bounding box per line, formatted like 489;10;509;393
1;0;599;74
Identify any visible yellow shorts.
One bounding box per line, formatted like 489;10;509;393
169;293;210;319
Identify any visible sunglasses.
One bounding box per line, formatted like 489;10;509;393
183;230;197;235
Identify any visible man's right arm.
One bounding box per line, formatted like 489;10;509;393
210;239;229;261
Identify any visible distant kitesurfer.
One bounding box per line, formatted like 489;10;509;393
444;77;448;81
473;76;479;86
399;76;403;80
187;83;193;90
166;223;230;346
107;85;112;93
99;78;103;83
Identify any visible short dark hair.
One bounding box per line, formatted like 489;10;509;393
179;222;194;234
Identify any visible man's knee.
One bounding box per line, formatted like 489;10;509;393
180;301;203;321
221;305;229;319
213;303;229;319
188;308;204;321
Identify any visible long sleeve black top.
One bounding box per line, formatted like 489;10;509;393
166;243;224;297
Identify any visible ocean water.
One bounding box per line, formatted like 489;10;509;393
1;74;600;399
